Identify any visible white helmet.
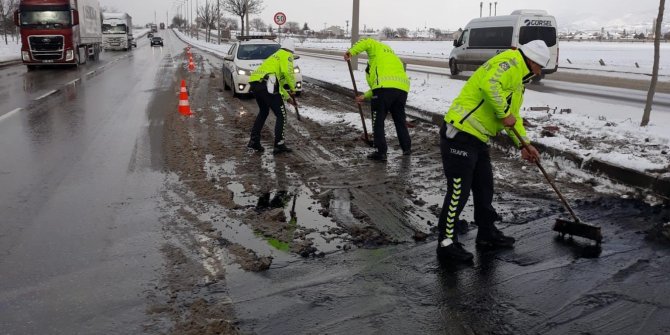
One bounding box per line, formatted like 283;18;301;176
519;40;550;68
280;39;295;53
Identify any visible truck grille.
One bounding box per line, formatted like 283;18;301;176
28;35;64;61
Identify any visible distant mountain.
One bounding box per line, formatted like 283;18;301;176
557;9;670;33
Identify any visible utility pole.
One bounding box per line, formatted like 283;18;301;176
351;0;360;70
195;0;198;40
346;20;349;37
494;2;497;16
489;2;492;16
480;2;483;17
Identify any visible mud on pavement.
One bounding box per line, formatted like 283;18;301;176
145;51;670;334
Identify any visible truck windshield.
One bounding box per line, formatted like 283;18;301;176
20;10;70;27
237;44;280;60
102;24;127;34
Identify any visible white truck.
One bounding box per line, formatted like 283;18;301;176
102;12;134;51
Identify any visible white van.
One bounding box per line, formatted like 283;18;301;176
449;9;559;80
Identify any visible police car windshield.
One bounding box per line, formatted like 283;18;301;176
237;44;280;60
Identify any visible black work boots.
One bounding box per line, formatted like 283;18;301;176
273;144;293;155
367;151;387;161
247;140;264;152
475;226;516;248
436;239;474;263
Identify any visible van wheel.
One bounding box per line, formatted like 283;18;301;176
449;59;460;75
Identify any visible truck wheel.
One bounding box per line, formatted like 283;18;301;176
449;59;460;76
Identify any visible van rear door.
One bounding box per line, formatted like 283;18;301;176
517;16;558;71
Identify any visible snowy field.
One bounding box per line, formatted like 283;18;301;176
298;39;670;77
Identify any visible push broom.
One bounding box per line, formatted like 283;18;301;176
509;127;603;245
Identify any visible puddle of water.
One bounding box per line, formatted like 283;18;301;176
204;155;236;182
228;182;257;207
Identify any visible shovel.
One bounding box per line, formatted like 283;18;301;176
509;127;602;245
290;96;301;121
346;59;373;146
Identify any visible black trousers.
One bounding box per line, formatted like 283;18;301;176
436;122;498;243
370;88;411;154
249;81;287;146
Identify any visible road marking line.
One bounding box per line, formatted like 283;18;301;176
34;90;58;101
86;70;95;76
0;108;22;123
66;78;80;85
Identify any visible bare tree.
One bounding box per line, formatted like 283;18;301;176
198;1;217;42
221;17;238;31
250;17;265;32
221;0;263;36
396;27;409;38
641;0;665;126
1;0;20;44
381;27;395;38
285;21;300;34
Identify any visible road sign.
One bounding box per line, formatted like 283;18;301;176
274;12;286;26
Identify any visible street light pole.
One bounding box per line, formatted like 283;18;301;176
351;0;360;70
489;2;492;16
494;2;498;16
480;2;483;17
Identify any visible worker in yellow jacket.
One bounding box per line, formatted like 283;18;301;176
247;39;297;155
344;38;411;161
436;40;548;263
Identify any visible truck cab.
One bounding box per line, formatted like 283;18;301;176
14;0;102;68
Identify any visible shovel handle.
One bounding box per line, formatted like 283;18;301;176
346;59;370;142
290;96;301;121
508;127;580;223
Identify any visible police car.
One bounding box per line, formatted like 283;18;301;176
222;36;303;96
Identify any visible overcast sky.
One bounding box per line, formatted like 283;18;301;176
101;0;667;31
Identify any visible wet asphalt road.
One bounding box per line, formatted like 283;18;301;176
0;34;179;333
1;30;669;335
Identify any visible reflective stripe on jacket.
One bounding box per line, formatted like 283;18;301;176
444;49;530;146
347;38;410;99
249;49;296;100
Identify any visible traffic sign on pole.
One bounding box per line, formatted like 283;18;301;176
274;12;287;26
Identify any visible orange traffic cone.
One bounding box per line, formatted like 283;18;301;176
178;79;192;116
188;56;195;72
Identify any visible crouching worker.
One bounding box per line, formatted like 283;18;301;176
436;40;548;263
247;39;298;155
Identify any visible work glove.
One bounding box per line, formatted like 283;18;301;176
521;145;541;163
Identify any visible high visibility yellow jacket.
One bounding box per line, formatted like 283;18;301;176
444;49;531;147
347;38;410;99
249;48;296;101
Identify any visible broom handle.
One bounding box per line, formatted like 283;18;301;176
346;59;370;142
509;127;580;223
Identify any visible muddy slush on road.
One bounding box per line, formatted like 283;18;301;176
143;51;670;334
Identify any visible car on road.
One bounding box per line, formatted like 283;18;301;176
150;36;163;47
222;36;303;96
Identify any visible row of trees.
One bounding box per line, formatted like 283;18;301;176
0;0;19;45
